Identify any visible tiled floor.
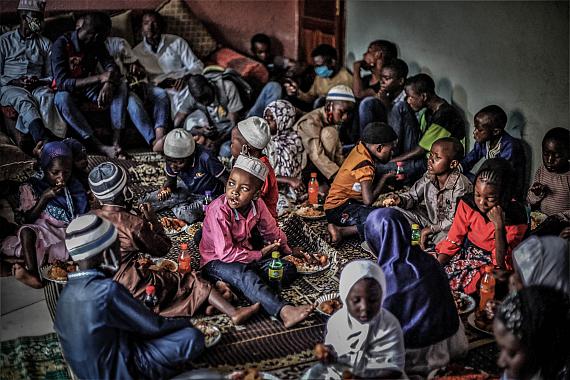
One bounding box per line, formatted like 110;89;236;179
0;276;54;341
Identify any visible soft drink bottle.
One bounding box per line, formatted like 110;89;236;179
268;251;284;290
203;190;213;212
308;172;319;205
396;162;406;181
411;224;421;245
178;243;192;274
143;285;158;309
479;265;496;310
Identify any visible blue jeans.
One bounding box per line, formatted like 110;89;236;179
247;81;282;117
325;200;375;239
357;96;387;136
202;258;298;317
54;82;128;140
127;84;170;145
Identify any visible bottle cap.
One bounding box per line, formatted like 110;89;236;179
180;243;188;250
271;251;280;259
145;285;155;295
396;161;404;166
311;172;317;178
411;224;420;229
484;265;493;273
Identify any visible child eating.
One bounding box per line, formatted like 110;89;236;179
199;154;313;328
436;158;528;294
383;137;472;249
325;122;397;245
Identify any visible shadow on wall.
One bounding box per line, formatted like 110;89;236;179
507;110;532;192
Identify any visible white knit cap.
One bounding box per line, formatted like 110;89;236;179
65;214;118;262
163;128;196;158
237;117;271;150
326;85;356;103
233;154;268;182
17;0;46;12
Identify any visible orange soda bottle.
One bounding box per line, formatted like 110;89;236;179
479;265;495;310
308;172;319;205
178;243;192;274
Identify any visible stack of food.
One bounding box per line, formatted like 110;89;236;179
46;260;76;282
284;250;329;273
160;217;186;235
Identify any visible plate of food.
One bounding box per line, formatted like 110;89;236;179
452;291;476;315
284;250;330;274
194;322;222;348
467;300;501;335
427;364;491;379
137;256;179;272
160;216;187;236
227;368;280;380
41;260;77;284
315;292;343;317
295;206;325;219
530;211;547;230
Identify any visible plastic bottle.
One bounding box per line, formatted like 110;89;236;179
178;243;192;274
396;162;406;181
268;251;284;289
203;190;213;212
411;224;421;245
479;265;496;310
143;285;158;309
308;172;319;205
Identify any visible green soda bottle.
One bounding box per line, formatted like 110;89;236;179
268;251;284;288
411;224;421;245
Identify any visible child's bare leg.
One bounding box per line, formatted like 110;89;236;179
207;288;260;325
13;228;43;288
327;223;358;245
216;280;237;302
280;304;314;328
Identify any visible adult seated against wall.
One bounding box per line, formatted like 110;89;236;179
390;73;465;175
283;44;353;110
51;12;126;158
0;0;60;147
295;85;356;190
132;11;204;128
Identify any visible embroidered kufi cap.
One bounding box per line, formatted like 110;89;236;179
237;117;271;150
233;154;268;182
163;128;196;158
17;0;46;12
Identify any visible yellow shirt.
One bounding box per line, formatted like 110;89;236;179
298;67;353;103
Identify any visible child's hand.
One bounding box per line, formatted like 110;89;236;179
261;239;281;256
487;205;505;228
283;79;298;96
530;182;547;197
382;194;400;207
314;343;337;364
139;203;158;223
157;187;172;201
419;227;432;250
32;140;44;158
42;185;64;200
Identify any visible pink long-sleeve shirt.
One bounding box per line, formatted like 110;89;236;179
199;195;291;267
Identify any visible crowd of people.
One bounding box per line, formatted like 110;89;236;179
1;1;569;379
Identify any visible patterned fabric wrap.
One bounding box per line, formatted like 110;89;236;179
444;243;492;293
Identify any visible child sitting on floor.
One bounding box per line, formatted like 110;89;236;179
305;260;406;379
230;116;279;219
325;122;397;245
89;162;259;323
199;154;313;328
383;137;472;249
527;127;570;237
461;105;525;199
1;141;89;288
142;128;228;223
436;158;528;294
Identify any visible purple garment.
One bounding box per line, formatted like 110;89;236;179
364;208;459;348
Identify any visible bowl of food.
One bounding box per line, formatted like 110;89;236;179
467;300;501;335
160;217;187;236
194;321;222;348
137;256;179;272
315;292;342;317
295;206;325;219
284;250;330;274
452;291;476;315
41;260;77;284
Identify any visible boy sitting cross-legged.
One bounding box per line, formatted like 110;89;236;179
383;137;473;250
199;154;314;328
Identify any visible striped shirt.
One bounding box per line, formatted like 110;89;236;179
527;164;570;216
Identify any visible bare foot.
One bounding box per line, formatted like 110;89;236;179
216;281;237;302
327;223;342;246
152;136;166;153
280;304;314;328
12;263;43;288
230;302;261;325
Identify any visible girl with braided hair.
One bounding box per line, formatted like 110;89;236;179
436;158;528;294
494;285;570;380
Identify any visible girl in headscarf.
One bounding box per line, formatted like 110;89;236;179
365;208;468;376
2;141;89;288
263;100;306;194
306;260;406;379
510;235;569;296
494;286;569;380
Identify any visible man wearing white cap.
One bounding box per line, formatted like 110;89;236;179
54;214;205;380
295;84;356;187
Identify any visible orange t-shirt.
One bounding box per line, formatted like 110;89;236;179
324;142;375;210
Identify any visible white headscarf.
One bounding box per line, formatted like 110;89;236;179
325;260;406;377
513;235;569;296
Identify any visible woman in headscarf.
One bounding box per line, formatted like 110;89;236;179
1;141;89;288
305;260;406;379
365;208;468;376
263;100;306;195
510;235;569;296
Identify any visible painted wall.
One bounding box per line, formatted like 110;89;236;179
0;0;299;59
346;0;569;180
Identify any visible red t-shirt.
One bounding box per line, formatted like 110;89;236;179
259;155;279;220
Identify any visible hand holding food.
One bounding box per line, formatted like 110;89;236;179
382;194;400;207
157;187;172;201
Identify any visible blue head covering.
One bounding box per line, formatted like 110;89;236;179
31;141;89;222
364;208;459;348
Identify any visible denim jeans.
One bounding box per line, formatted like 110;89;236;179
202;258;298;317
247;81;282;117
54;82;128;140
357;96;387;136
325;200;376;239
127;84;170;145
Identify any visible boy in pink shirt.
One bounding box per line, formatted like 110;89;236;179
200;154;313;328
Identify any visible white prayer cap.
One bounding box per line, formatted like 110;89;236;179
65;215;118;262
163;128;196;158
237;117;271;150
17;0;46;12
326;85;356;103
233;154;268;182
